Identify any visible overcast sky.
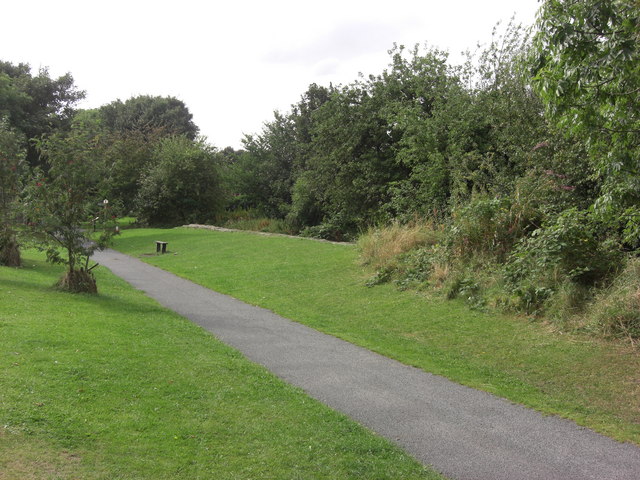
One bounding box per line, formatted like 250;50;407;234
2;0;541;148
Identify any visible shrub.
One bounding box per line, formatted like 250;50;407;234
583;257;640;340
0;120;25;267
135;136;223;226
222;216;296;235
448;193;539;262
300;213;358;242
504;208;622;314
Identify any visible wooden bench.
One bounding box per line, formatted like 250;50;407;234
155;241;168;254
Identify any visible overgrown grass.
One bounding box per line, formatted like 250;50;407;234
358;220;443;272
0;251;442;479
217;208;296;235
583;257;640;341
113;227;640;444
358;219;640;338
222;217;296;234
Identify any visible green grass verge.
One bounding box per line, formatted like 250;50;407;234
112;227;640;445
0;251;442;479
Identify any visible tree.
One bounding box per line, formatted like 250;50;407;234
229;84;332;221
22;118;113;293
531;0;640;243
134;136;223;226
99;95;199;140
376;45;459;218
102;129;163;213
0;61;85;167
0;119;25;266
239;112;299;218
299;79;401;236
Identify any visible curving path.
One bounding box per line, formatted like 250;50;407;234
93;248;640;480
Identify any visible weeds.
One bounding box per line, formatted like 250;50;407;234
583;257;640;341
219;209;297;235
358;219;443;271
358;210;637;343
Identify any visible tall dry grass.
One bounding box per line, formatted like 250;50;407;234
582;257;640;341
357;220;443;271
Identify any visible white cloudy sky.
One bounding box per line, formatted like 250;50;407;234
2;0;541;148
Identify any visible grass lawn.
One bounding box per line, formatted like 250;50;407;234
111;227;640;445
0;251;442;479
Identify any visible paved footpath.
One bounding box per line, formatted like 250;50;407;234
93;248;640;480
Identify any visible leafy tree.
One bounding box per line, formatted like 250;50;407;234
0;119;26;266
93;96;200;213
99;95;199;140
239;113;298;218
22;118;113;293
102;129;164;213
230;85;332;221
446;21;551;205
376;45;459;219
531;0;640;243
0;61;85;167
301;80;401;235
135;136;223;226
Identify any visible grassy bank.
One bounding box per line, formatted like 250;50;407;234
0;251;441;479
112;227;640;444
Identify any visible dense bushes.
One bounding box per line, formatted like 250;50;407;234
135;136;223;226
357;200;633;338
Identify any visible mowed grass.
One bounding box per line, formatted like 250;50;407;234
112;227;640;444
0;251;442;479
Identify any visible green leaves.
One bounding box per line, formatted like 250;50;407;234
20;119;115;287
134;136;223;226
532;0;640;244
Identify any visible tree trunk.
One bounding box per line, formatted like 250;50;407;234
0;233;21;267
56;268;97;294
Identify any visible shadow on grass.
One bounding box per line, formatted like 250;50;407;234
0;269;174;321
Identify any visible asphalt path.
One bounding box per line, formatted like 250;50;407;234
93;248;640;480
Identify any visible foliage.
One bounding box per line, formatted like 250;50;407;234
232;24;554;239
89;96;203;215
448;196;521;260
584;257;640;339
215;13;639;339
0;60;85;166
377;45;458;219
21;118;114;292
504;208;621;313
237;113;298;218
531;0;640;243
101;128;163;213
99;95;199;139
216;208;296;234
134;136;223;226
227;85;332;221
0;119;25;266
358;219;442;271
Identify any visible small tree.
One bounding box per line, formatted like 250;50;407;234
22;119;113;293
0;119;25;266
